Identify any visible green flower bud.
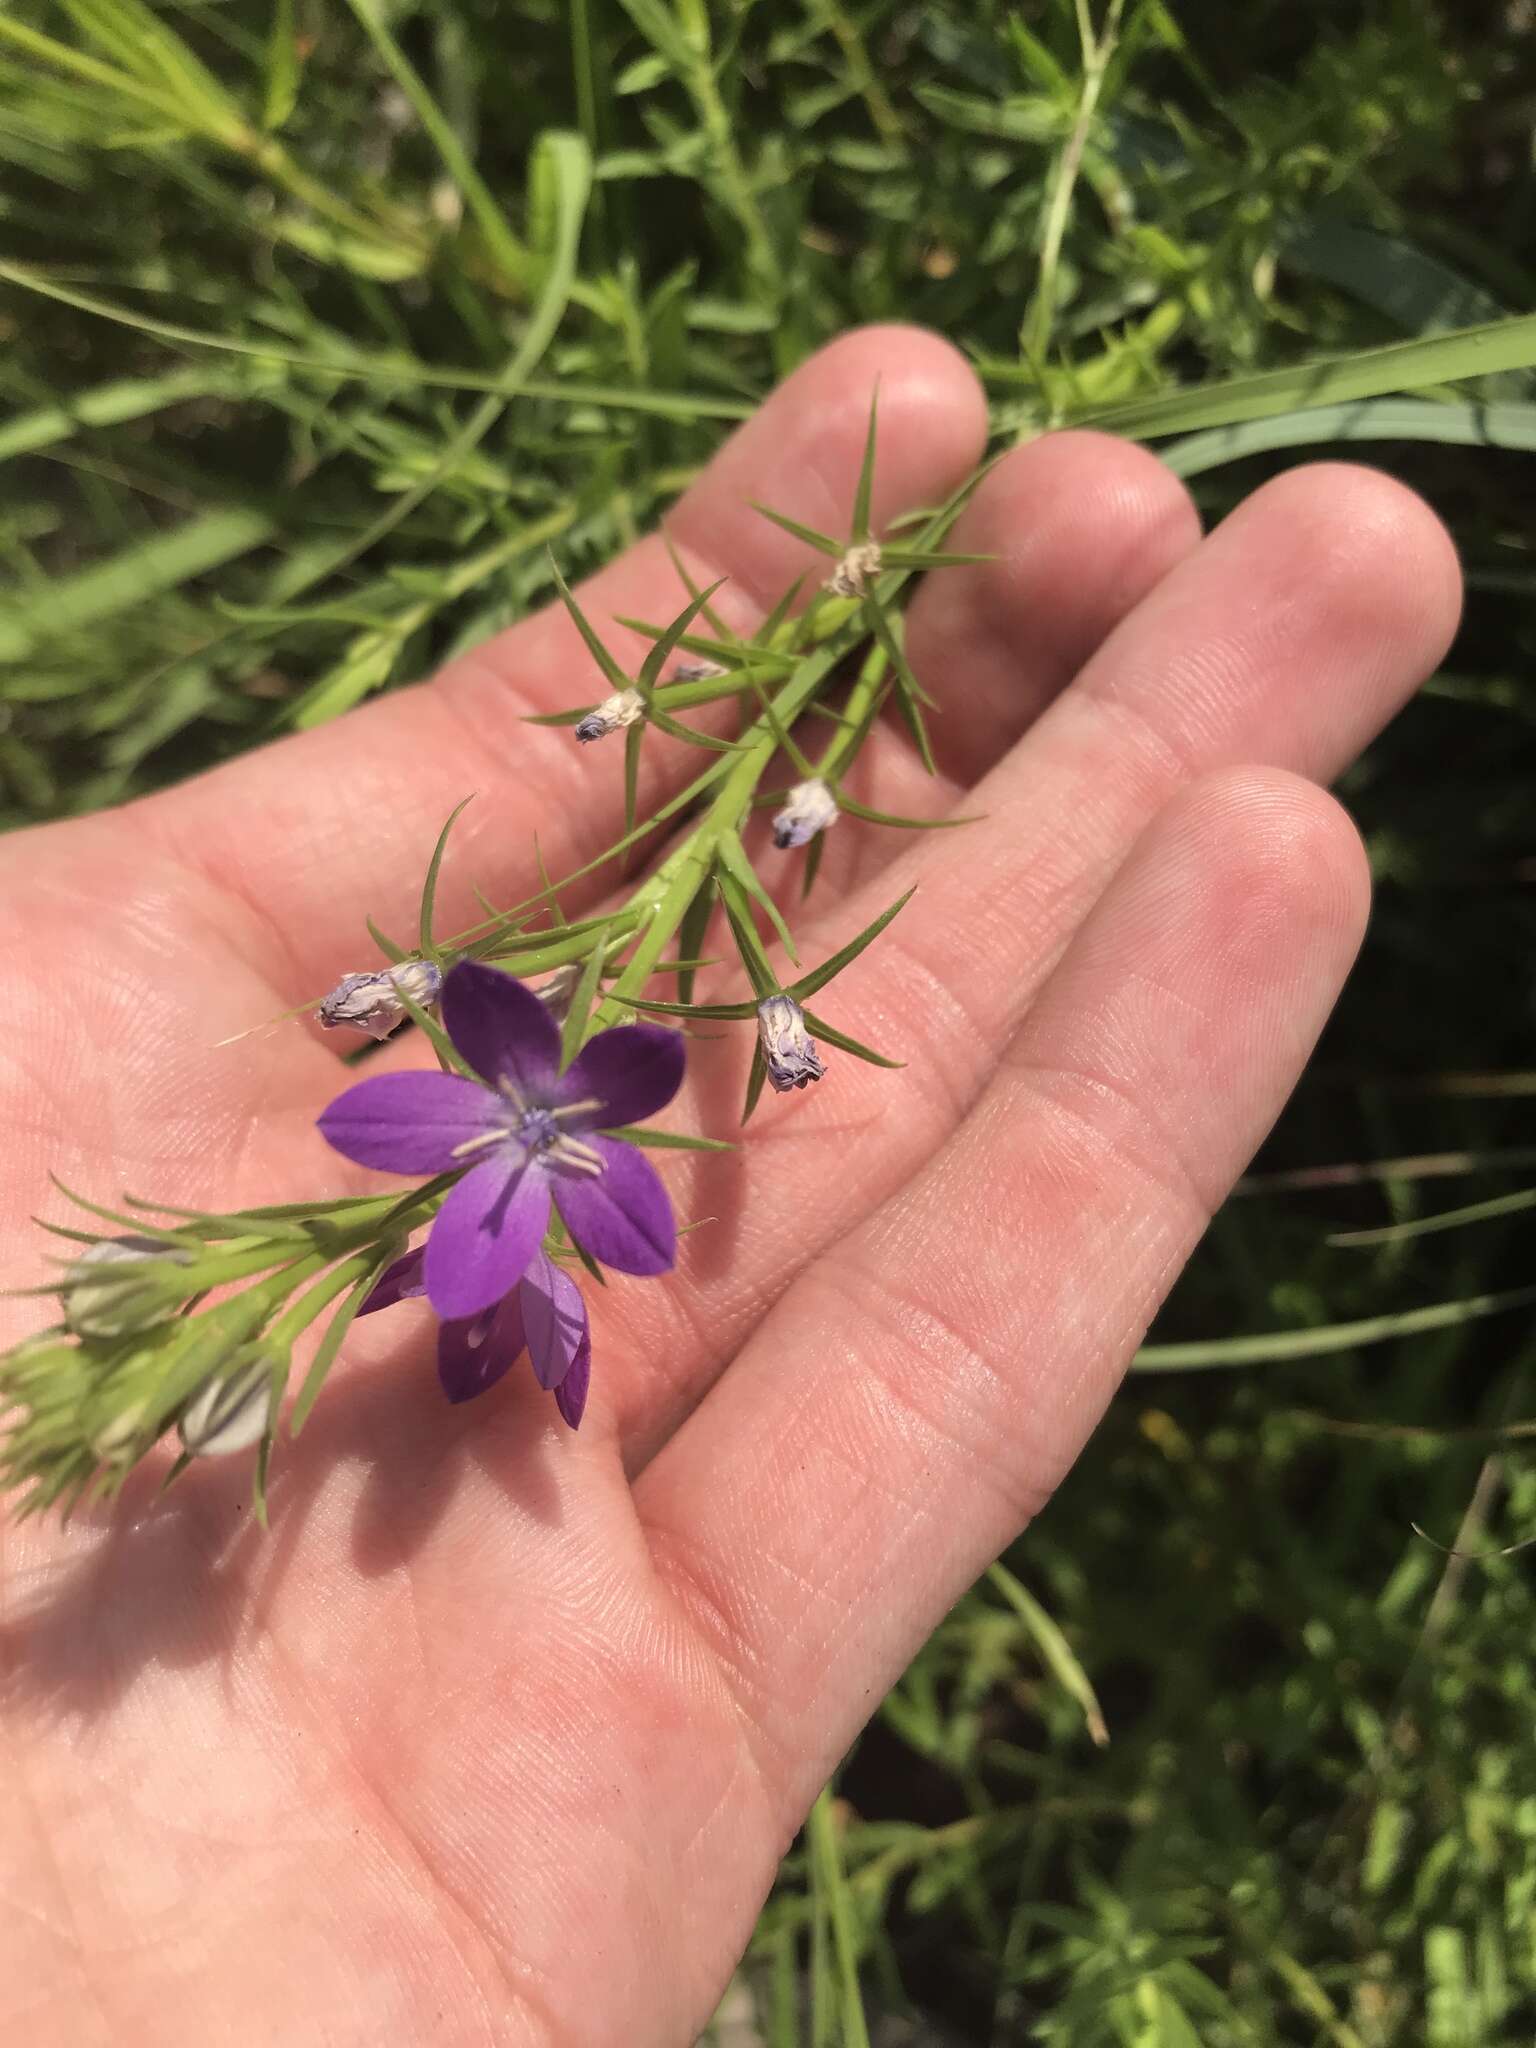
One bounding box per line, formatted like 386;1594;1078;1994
178;1355;273;1459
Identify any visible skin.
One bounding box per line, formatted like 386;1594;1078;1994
0;327;1461;2045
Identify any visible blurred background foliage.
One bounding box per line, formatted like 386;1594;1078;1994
3;0;1536;2041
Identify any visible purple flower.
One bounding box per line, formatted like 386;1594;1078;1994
360;1243;591;1426
318;960;683;1322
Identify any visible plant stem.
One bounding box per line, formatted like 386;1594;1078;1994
1023;0;1126;363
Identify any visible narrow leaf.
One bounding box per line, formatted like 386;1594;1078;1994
418;796;474;960
789;888;915;1003
799;1008;903;1069
851;383;879;542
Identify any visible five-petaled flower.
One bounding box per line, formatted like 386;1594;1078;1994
318;960;684;1322
359;1242;591;1425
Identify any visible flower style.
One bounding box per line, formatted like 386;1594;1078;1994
318;958;444;1040
771;777;839;851
757;994;826;1093
318;960;684;1320
359;1242;591;1426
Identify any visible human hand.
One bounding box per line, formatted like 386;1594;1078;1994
0;328;1460;2045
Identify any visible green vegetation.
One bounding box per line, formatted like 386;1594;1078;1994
3;1;1536;2039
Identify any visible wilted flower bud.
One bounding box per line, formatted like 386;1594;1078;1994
670;658;726;682
536;961;583;1023
317;958;444;1041
575;689;645;743
178;1354;273;1459
772;777;839;851
825;541;882;599
63;1235;190;1340
756;994;827;1094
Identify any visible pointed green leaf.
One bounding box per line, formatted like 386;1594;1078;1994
548;551;635;694
716;870;780;1000
801;828;826;901
393;982;472;1076
863;597;937;773
851;383;880;542
662;533;734;640
755;570;809;647
601;1126;735;1152
366;916;410;964
742;667;816;779
676;877;715;1007
637;578;730;692
419;796;474;960
799;1008;904;1069
623;720;643;843
719;833;799;967
645;707;743;752
560;942;608;1070
835;792;978;830
750;502;843;557
628;994;758;1021
523;705;595;727
790;887;916;1003
290;1260;391;1435
741;1041;769;1125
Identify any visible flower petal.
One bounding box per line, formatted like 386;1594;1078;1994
424;1155;550;1320
519;1251;589;1392
560;1022;686;1131
318;1071;497;1174
437;1296;526;1404
441;960;562;1099
551;1135;675;1277
357;1248;427;1316
555;1340;590;1429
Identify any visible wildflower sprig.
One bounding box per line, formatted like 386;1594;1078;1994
0;397;983;1525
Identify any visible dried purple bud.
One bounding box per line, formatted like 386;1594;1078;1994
318;958;444;1041
62;1234;191;1339
178;1354;272;1459
825;541;882;599
537;961;583;1023
575;689;645;743
757;994;826;1094
772;777;839;851
670;658;727;682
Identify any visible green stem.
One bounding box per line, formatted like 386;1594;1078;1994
1023;0;1126;363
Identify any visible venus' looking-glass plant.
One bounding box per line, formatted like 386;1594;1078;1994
0;397;982;1524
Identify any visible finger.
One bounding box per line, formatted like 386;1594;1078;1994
594;461;1459;1454
903;427;1204;787
638;767;1370;1825
136;327;987;1002
746;428;1203;903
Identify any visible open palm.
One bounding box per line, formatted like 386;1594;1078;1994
0;328;1460;2046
